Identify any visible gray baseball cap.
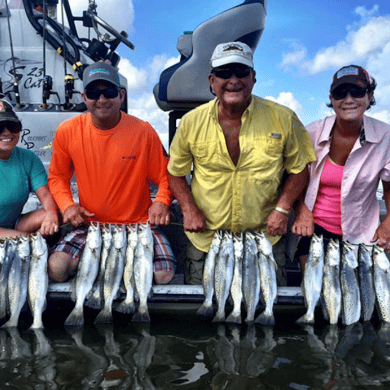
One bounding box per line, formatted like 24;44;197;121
83;62;121;89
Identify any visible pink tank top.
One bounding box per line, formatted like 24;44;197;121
312;157;344;235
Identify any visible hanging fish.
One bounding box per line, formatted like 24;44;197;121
28;232;49;329
255;231;278;326
132;223;154;323
64;223;102;327
296;234;324;324
3;236;30;328
212;231;235;323
116;224;138;314
197;230;223;317
95;224;127;324
242;231;260;323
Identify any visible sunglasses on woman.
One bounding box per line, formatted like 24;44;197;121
85;87;120;100
0;122;21;134
212;67;252;80
331;85;367;100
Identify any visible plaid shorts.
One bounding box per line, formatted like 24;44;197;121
52;224;177;274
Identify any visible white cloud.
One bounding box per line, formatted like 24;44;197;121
279;7;390;74
264;92;302;114
117;54;179;149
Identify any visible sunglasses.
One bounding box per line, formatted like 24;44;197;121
85;87;120;100
331;85;367;100
0;122;21;134
212;67;252;79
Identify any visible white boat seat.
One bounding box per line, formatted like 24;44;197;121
153;0;267;112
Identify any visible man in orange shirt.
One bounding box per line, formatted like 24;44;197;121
48;62;175;284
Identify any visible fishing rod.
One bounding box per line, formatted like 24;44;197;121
5;0;23;109
60;0;78;111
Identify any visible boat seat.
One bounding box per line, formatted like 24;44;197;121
153;0;267;112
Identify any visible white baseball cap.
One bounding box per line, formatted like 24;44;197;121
210;42;254;69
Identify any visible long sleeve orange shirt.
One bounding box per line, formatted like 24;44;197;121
48;112;172;224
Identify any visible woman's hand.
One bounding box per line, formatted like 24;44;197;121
291;203;314;237
371;217;390;251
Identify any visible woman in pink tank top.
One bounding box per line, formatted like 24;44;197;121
292;65;390;269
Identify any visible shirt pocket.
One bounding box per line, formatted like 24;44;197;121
191;140;227;176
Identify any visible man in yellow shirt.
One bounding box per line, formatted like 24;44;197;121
168;42;316;285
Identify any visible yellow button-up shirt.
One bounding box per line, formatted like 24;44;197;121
168;96;316;252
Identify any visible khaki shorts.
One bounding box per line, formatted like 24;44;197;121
185;235;287;286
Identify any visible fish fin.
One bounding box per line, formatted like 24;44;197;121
132;308;150;323
64;307;84;328
254;312;275;326
226;312;242;324
196;303;214;317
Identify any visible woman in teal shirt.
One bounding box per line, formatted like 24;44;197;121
0;99;58;239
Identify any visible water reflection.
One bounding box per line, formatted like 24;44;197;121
2;313;390;389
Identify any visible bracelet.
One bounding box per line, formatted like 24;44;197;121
275;206;290;216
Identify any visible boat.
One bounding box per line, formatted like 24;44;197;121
0;1;385;310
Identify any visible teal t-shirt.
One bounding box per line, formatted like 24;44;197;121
0;147;47;228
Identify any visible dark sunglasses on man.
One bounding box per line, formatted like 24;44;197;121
0;122;21;134
85;87;120;100
331;85;367;100
212;66;252;80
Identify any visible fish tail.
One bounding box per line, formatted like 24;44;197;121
115;300;136;314
29;318;44;330
64;307;84;328
132;307;150;323
295;312;314;325
212;312;225;323
84;294;103;310
254;312;275;326
196;303;214;317
1;314;19;328
94;307;113;324
226;311;242;324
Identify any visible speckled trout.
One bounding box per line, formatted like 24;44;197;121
372;245;390;322
3;236;30;328
322;239;341;325
65;223;102;327
296;234;324;324
28;232;49;329
197;230;222;317
95;224;127;324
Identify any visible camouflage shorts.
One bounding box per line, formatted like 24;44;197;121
185;242;207;285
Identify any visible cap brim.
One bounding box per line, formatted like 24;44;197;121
330;77;368;93
0;115;20;123
211;56;254;69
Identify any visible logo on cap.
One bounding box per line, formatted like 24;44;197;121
88;68;110;77
337;67;359;79
222;43;244;52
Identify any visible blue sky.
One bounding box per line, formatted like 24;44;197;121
69;0;390;149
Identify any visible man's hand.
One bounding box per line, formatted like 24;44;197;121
182;204;207;232
39;211;59;236
267;209;289;236
371;217;390;251
291;203;314;237
63;205;95;227
148;202;171;226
